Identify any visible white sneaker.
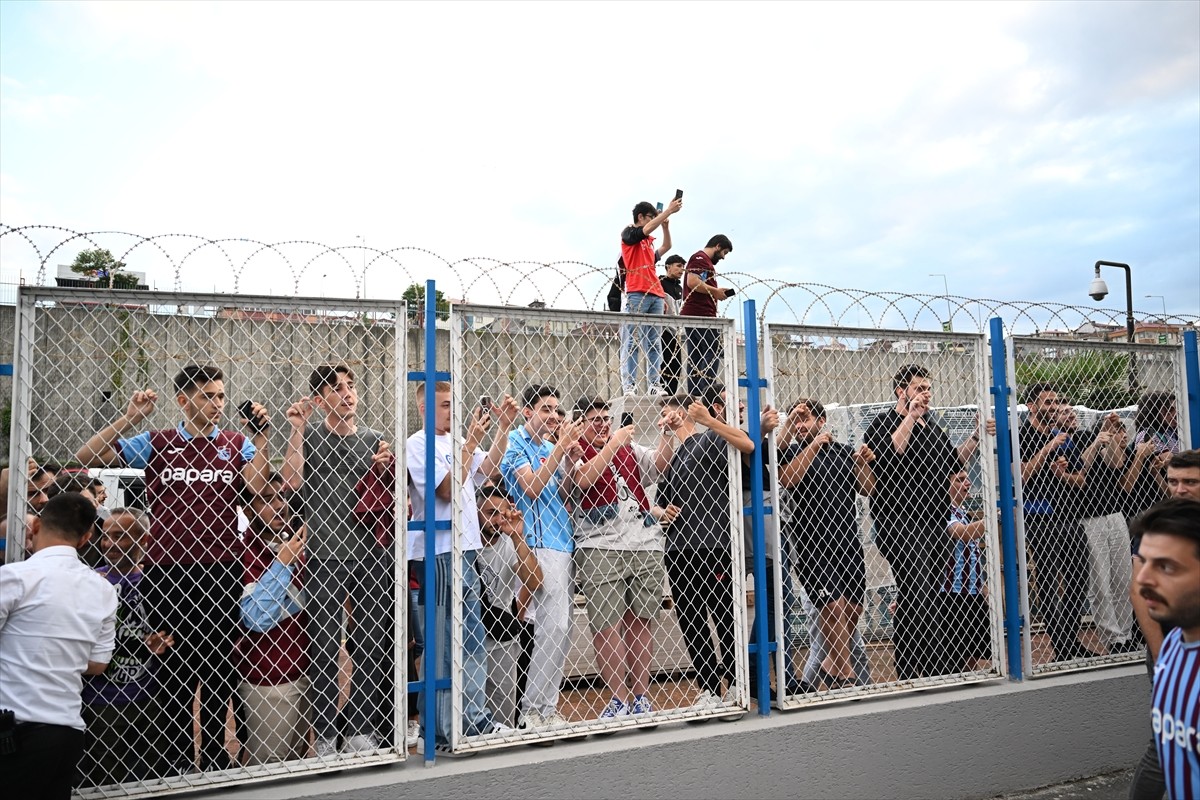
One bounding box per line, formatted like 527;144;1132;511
314;735;339;759
519;709;547;730
648;384;666;397
406;721;420;748
543;710;570;729
622;385;637;397
692;689;723;709
341;733;379;754
487;723;517;737
723;682;742;704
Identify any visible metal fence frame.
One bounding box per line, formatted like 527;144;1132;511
5;286;410;796
1005;334;1191;678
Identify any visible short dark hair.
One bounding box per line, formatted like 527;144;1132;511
632;202;657;222
174;365;223;394
522;384;559;408
789;397;826;419
661;394;694;410
39;492;98;542
704;382;727;408
55;472;93;496
1130;498;1200;555
574;396;609;415
892;364;931;394
706;234;732;252
310;364;354;395
241;472;285;505
1169;449;1200;471
1022;381;1058;406
1135;391;1176;434
664;254;686;266
477;484;511;504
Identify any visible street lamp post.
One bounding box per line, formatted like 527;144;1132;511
1089;260;1137;391
929;273;952;332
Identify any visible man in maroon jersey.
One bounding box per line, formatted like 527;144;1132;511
76;365;271;774
679;234;734;402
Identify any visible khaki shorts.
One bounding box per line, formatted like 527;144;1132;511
574;547;665;633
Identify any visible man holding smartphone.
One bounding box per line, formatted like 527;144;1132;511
619;195;682;397
679;234;734;402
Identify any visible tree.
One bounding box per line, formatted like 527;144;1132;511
70;248;139;289
1015;350;1139;410
402;283;449;321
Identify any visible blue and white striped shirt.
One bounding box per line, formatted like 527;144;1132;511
1152;627;1200;800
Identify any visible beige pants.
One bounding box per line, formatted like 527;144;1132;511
238;676;312;764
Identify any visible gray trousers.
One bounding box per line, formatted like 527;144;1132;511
306;550;397;741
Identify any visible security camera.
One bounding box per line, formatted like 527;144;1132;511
1088;276;1109;302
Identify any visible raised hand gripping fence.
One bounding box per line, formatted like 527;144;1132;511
4;287;408;797
761;322;1004;707
1005;335;1191;676
439;303;748;752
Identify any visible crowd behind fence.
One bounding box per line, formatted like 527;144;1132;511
0;281;1196;798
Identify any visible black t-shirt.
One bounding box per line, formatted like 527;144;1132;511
660;275;683;301
864;409;959;540
780;440;859;543
657;429;731;552
1078;431;1127;519
1018;420;1083;524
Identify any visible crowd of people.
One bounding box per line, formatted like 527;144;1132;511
0;200;1195;797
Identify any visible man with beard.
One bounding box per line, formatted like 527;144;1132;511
1017;383;1093;662
1131;499;1200;800
679;235;734;402
778;398;875;688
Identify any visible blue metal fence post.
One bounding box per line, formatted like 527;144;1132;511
988;317;1023;680
405;280;452;762
1184;330;1199;449
739;299;772;714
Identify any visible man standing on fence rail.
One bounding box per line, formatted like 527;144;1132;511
75;365;272;773
1130;498;1200;800
864;365;981;680
1016;382;1094;662
282;364;394;758
501;386;584;732
679;235;734;403
620;198;681;397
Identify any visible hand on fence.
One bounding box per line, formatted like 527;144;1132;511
494;394;519;428
653;503;681;527
853;444;875;466
143;630;176;656
904;394;929;420
658;408;684;435
686;401;713;426
760;406;780;435
371;440;394;471
276;525;306;567
1049;454;1070;478
611;424;636;449
285;397;316;430
125;389;158;425
984;417;996;437
809;431;834;451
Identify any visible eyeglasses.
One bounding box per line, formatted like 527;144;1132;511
586;415;612;425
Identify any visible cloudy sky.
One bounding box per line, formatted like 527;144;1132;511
1;0;1197;328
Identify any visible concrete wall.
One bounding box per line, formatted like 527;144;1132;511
228;666;1148;800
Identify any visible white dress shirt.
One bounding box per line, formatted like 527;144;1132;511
0;545;118;730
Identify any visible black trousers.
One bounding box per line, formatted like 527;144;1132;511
0;722;84;800
661;328;682;396
142;560;242;771
876;528;954;680
1026;518;1088;660
665;547;737;696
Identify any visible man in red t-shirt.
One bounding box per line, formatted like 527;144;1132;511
679;234;734;402
620;197;682;396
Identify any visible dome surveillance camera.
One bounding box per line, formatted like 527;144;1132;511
1088;277;1109;302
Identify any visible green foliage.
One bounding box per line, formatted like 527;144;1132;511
1015;350;1138;409
401;283;449;320
70;248;138;288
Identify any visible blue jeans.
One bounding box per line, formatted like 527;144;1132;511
621;292;664;389
414;551;495;744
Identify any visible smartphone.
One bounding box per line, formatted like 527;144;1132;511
656;201;664;213
479;395;492;414
724;288;736;297
621;412;634;428
675;188;683;201
239;400;269;433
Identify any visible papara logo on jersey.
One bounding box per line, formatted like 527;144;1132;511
159;467;236;485
1152;707;1200;753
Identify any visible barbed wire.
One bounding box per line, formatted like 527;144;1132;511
2;224;1195;335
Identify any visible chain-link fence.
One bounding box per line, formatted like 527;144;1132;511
435;304;748;752
4;287;409;797
1006;336;1191;676
761;323;1003;706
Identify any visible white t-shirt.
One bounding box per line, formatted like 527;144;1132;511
0;546;118;729
406;430;485;559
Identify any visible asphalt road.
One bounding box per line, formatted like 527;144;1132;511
978;769;1134;800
